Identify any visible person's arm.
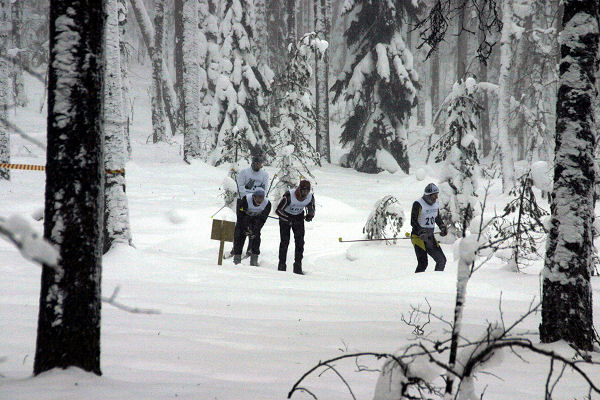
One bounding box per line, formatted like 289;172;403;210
436;213;448;235
256;202;271;229
276;193;290;221
410;201;422;231
305;195;315;221
237;196;249;218
236;169;247;197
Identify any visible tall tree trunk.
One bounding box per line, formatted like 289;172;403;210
255;0;268;65
540;0;598;351
104;0;132;253
456;0;468;81
129;0;178;136
34;0;104;375
152;0;167;143
0;0;10;181
497;0;516;191
10;0;26;107
119;0;131;157
478;28;490;157
174;0;185;139
182;0;200;161
512;14;534;161
314;0;330;162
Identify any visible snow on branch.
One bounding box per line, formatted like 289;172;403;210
0;215;58;267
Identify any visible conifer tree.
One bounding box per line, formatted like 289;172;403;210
332;0;418;174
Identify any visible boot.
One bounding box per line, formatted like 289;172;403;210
233;254;241;265
293;262;303;275
250;254;259;266
278;263;286;271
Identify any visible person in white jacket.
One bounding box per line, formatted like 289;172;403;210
236;154;269;198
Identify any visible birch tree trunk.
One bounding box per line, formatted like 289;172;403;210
314;0;331;163
104;0;132;253
182;0;200;161
540;0;598;351
0;0;10;181
151;0;166;143
34;0;104;375
497;0;516;191
478;28;490;157
119;0;131;157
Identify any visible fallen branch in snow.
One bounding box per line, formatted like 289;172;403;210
0;215;59;267
0;118;46;150
102;286;161;315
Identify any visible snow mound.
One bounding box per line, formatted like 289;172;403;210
530;161;551;190
376;148;401;174
415;168;426;181
166;209;187;224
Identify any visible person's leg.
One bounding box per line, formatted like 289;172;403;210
232;218;248;259
278;221;291;271
428;243;447;271
411;235;429;273
249;221;262;266
292;219;305;274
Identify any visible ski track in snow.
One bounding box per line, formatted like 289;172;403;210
1;74;599;400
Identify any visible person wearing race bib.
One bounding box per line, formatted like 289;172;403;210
232;187;271;266
236;154;269;198
275;180;315;275
410;183;448;273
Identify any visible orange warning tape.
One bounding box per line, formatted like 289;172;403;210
0;163;124;175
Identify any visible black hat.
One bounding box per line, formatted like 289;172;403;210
252;154;264;163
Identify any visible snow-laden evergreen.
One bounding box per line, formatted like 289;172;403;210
270;33;324;200
434;78;480;238
104;0;132;253
209;0;273;166
363;195;404;241
332;0;418;174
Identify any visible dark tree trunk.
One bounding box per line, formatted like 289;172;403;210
456;1;468;81
315;0;330;163
540;0;598;351
478;28;490;157
174;0;185;138
152;0;166;143
34;0;105;375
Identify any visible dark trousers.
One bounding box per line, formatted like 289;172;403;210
412;235;446;273
233;216;263;256
278;216;305;271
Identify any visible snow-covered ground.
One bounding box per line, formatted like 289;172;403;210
1;75;599;400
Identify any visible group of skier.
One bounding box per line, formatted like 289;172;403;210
229;155;447;275
231;155;314;275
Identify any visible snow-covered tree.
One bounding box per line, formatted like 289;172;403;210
434;78;480;238
314;0;331;163
10;0;26;107
0;0;9;181
118;0;131;157
490;171;548;272
540;0;598;351
182;0;201;161
35;0;105;375
104;0;132;253
209;0;273;165
363;195;404;241
151;0;167;143
332;0;418;174
270;33;324;200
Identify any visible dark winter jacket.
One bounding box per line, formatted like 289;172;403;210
276;191;315;222
410;199;445;234
237;196;271;231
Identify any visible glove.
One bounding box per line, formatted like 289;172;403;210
439;225;448;237
305;214;314;222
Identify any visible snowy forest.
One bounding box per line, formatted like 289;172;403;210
1;0;600;399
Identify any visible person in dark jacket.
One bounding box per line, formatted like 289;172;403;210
411;183;448;273
232;187;271;266
275;180;315;275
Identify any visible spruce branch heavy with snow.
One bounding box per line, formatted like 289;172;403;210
333;0;418;174
363;195;404;242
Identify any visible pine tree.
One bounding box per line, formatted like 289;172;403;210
34;0;105;375
104;0;132;253
0;0;9;181
540;0;598;351
434;78;480;238
182;0;201;161
271;33;324;200
363;195;404;241
332;0;418;174
209;0;272;165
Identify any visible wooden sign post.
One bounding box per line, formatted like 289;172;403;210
211;219;236;265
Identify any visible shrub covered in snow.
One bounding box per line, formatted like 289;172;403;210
363;195;404;242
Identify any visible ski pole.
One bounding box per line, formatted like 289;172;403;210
266;173;278;197
210;204;227;219
338;234;412;243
